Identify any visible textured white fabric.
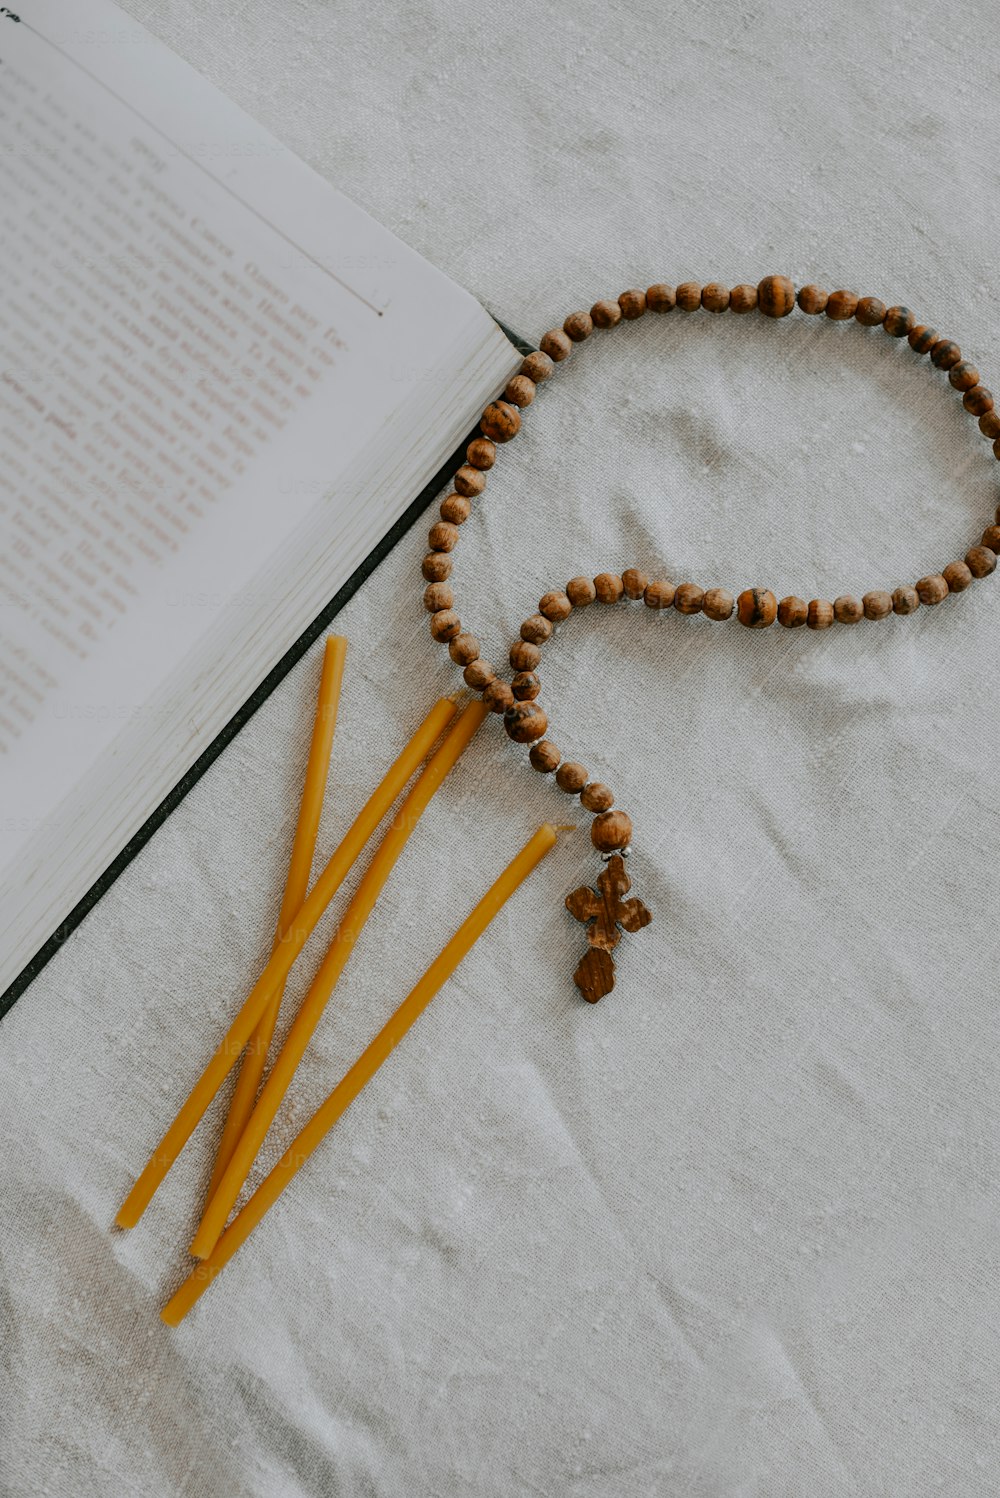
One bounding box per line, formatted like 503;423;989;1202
3;2;1000;1494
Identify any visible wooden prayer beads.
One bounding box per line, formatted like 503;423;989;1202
757;275;795;318
778;596;808;628
737;588;777;628
418;276;1000;998
863;591;893;621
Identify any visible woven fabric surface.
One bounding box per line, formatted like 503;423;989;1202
2;2;999;1494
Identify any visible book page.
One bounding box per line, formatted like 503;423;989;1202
0;0;514;899
0;49;347;820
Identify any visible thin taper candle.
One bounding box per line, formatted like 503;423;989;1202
114;695;458;1230
207;636;347;1200
162;822;559;1326
189;698;489;1259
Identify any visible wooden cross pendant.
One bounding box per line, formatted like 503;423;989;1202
565;855;651;1002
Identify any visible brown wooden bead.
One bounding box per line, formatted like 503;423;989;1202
797;285;828;315
891;585;920;615
591;809;632;852
521;613;553;645
915;573;949;605
428;520;459;552
482;679;514;714
566;575;597;607
430;608;461;642
943;560;973;593
736;587;777;628
978;410;1000;438
949;361;980;392
757;275;796;318
466;436;496;470
826;290;859;321
590;299;622;328
703;587;735;621
965;386;994;416
440;494;471;525
594;572;624;604
618;288;647;320
520;351;554;383
676;281;702;312
777;595;808;627
423;581;454;613
503;375;536;409
833;594;864;623
580;782;614;813
621;567;648;600
673;582;704;615
539;328;572;362
855;296;886;327
966;545;997;578
701;282;730;313
883;305;915;337
908;325;937;354
993;439;1000;462
463;658;495;690
862;590;893;620
643;579;675;610
645;283;676;313
539;589;572;622
480;400;521;443
535;587;565;623
512;670;541;700
422;551;452;582
556;761;588;794
930;339;961;371
807;599;835;629
983;525;1000;552
729;284;758;314
504;701;548;743
448;632;480;666
563;311;593;342
529;740;560;773
510;639;541;672
453;464;487;497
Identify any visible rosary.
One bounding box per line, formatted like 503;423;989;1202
418;275;1000;1001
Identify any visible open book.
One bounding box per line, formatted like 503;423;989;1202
0;0;521;1006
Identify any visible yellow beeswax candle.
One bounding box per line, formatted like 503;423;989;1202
115;694;458;1231
206;636;347;1200
189;697;489;1259
162;822;559;1326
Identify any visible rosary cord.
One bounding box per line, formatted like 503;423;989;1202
417;276;1000;997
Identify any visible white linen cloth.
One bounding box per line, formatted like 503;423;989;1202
2;2;1000;1493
